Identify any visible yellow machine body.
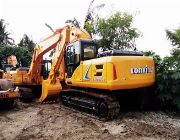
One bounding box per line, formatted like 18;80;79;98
66;56;155;91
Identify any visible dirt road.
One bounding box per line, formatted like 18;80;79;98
0;101;180;140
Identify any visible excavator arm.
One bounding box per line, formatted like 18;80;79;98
28;29;63;84
48;26;70;84
39;23;92;103
39;25;71;102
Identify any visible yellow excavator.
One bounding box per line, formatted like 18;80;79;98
2;19;155;119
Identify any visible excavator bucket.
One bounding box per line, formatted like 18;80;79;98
39;79;62;103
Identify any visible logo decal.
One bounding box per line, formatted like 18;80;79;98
131;65;152;74
83;64;92;80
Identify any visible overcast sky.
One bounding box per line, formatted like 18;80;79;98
0;0;180;57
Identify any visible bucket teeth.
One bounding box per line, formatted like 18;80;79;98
40;97;59;104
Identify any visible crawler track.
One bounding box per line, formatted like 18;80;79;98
60;89;120;120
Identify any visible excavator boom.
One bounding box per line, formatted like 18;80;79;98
28;30;62;84
39;24;91;103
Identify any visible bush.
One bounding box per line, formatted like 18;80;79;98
157;71;180;111
144;50;180;112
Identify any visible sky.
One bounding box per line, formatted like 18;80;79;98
0;0;180;57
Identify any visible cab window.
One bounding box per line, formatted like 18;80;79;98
83;44;96;60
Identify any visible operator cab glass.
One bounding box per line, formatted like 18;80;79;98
82;42;97;60
41;59;52;80
66;39;97;78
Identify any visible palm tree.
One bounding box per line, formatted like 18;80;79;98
0;19;14;46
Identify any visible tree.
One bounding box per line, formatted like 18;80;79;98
84;0;105;26
85;12;140;51
0;20;33;67
0;19;14;45
166;28;180;48
18;34;35;53
143;27;180;111
147;27;180;111
144;51;161;64
144;49;180;112
0;45;32;67
166;28;180;71
144;50;162;73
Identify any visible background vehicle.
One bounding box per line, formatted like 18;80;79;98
2;20;155;119
0;79;19;108
0;55;19;108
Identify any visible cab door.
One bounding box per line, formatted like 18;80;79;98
66;41;81;78
66;44;75;78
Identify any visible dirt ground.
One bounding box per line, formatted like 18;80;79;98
0;100;180;140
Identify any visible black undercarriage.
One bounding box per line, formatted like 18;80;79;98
59;87;154;120
60;88;120;120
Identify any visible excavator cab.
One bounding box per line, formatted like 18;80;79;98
65;39;98;78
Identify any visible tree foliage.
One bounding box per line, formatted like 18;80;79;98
84;0;105;26
85;12;140;51
0;19;14;45
166;28;180;73
145;50;180;111
18;34;35;53
0;20;35;67
166;28;180;48
0;45;32;67
144;50;162;72
144;27;180;112
156;56;180;111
